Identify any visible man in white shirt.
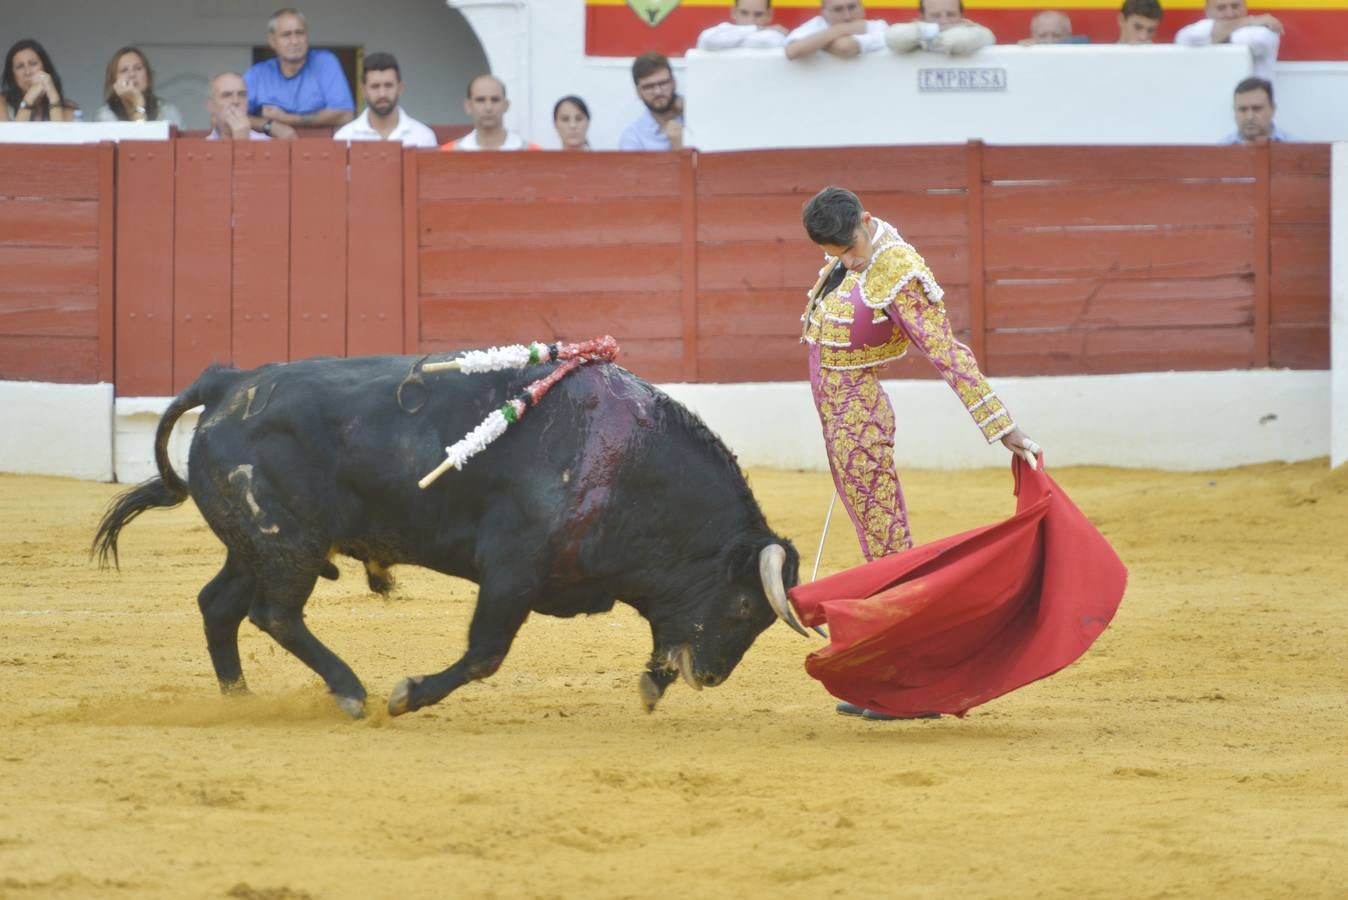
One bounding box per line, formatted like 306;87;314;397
886;0;996;56
784;0;889;60
1175;0;1281;81
440;74;538;151
333;52;437;148
697;0;788;50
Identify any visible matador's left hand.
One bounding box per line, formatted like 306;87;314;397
1000;426;1042;470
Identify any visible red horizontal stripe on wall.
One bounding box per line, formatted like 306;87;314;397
585;7;1348;60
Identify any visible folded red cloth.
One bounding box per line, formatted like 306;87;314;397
789;456;1126;718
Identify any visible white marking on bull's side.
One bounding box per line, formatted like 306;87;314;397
228;464;280;535
562;468;570;484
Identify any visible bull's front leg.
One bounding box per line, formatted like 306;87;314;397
388;574;532;716
639;664;678;713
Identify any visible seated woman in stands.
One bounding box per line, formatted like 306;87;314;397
96;46;183;126
553;95;591;150
2;39;78;121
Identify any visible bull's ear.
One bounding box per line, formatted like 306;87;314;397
724;541;761;585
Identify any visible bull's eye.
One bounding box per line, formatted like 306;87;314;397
730;594;754;623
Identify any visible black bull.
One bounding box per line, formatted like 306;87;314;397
93;355;808;718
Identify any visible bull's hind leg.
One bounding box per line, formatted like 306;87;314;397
388;574;533;716
248;567;368;719
197;558;253;694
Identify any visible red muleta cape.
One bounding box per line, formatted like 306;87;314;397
788;457;1127;718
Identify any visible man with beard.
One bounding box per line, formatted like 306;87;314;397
441;73;538;151
333;53;437;147
245;8;354;139
619;52;687;152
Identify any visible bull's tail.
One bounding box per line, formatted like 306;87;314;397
92;367;239;569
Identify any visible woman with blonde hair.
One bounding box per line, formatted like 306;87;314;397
96;46;183;125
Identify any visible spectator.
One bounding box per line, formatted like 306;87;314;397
886;0;995;56
784;1;889;60
1222;75;1293;143
441;74;538;151
333;52;436;148
205;72;270;141
244;7;355;140
697;0;789;50
1118;0;1163;43
1019;11;1078;44
1175;0;1281;81
95;47;183;126
619;53;686;151
553;95;592;150
2;39;77;122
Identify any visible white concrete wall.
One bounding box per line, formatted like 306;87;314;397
1333;142;1347;470
448;4;1348;151
0;371;1332;483
0;382;114;481
683;45;1253;150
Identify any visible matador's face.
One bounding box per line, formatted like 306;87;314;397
819;212;877;273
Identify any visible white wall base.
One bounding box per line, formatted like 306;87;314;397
664;370;1331;472
113;397;199;485
0;381;114;481
1;370;1332;483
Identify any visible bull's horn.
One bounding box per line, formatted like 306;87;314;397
676;644;701;691
759;544;809;637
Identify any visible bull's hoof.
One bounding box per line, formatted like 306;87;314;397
638;672;664;713
388;676;422;717
333;694;366;719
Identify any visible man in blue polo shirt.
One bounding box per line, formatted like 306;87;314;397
245;7;354;139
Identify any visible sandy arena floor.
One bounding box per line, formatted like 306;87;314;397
1;460;1345;899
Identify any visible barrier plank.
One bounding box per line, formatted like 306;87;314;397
698;237;968;292
289;142;347;360
97;142;113;383
0;291;97;336
419;292;682;345
697;191;966;242
402;147;419;354
0;198;98;247
421;243;682;295
983;146;1257;182
348;143;404;356
0;245;98;292
0;145;100;199
986;326;1254;375
985;277;1253;330
984;227;1253;279
115;143;175;395
419;196;682;247
0;335;99;382
232;143;290;369
984;181;1255;229
418;151;681;201
696;147;967;195
173;140;234;390
1270;325;1329;369
1270;227;1330;326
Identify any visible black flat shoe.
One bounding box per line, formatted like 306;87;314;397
836;701;940;721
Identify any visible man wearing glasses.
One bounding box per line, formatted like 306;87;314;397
619;52;687;151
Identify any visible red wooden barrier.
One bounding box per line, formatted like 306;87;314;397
0;142;1332;392
0;144;110;384
173;140;233;391
347;142;404;356
232;143;291;370
289;142;347;360
416;151;688;382
981;145;1260;374
115;143;175;395
1269;143;1331;369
